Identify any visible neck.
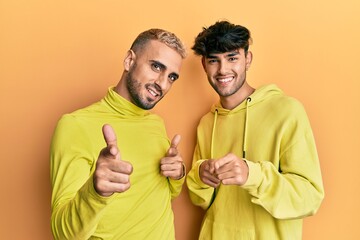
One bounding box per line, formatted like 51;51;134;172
114;74;128;99
220;82;255;110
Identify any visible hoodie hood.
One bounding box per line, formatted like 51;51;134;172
209;84;283;158
210;84;283;115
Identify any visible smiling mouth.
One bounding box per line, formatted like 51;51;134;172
217;76;234;84
146;87;162;100
148;88;158;96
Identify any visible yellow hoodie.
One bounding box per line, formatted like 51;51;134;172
187;84;324;239
50;88;184;240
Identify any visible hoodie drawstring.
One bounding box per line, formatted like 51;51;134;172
243;97;252;158
210;109;218;159
210;97;251;160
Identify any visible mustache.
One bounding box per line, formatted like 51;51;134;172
214;73;233;78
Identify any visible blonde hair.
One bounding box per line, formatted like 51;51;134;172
131;28;186;59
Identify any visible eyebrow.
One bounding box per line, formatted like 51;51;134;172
150;60;179;80
226;52;240;57
150;60;166;70
207;51;240;59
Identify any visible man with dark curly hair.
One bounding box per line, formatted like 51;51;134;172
187;21;324;239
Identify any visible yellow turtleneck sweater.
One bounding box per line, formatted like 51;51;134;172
50;87;184;240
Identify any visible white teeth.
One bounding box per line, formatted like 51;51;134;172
148;88;157;97
218;77;233;83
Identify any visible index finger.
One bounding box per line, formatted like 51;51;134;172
214;153;235;170
102;124;117;146
112;160;133;175
102;124;119;157
170;134;181;149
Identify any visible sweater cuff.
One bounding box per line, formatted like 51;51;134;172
80;175;117;205
242;160;262;190
193;160;210;189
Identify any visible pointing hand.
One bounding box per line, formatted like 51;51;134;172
93;124;133;197
199;159;221;188
160;134;185;180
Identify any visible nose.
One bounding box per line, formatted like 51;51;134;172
218;61;228;75
155;74;169;92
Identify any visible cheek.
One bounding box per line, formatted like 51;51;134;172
234;64;246;74
204;66;216;77
163;82;173;94
132;64;155;81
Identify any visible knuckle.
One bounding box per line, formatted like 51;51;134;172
235;176;243;184
118;185;128;193
94;181;106;192
126;164;133;174
123;175;130;182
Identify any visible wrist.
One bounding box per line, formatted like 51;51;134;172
174;162;186;180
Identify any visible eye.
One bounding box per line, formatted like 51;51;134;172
228;57;238;62
169;74;178;82
151;62;162;72
208;59;218;64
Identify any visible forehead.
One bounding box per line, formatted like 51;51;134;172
139;40;183;72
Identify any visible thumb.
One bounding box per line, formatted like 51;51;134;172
167;134;181;156
102;124;120;157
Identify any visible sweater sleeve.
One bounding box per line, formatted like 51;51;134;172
242;109;325;219
50;115;114;239
186;143;216;210
168;171;186;199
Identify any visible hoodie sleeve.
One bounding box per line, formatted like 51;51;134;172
186;142;216;210
242;106;324;219
50;115;114;239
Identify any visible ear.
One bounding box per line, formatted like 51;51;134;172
201;56;206;71
124;50;136;71
245;51;253;71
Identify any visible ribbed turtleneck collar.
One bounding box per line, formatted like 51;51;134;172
103;87;150;117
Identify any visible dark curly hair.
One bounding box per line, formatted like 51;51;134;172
192;21;252;57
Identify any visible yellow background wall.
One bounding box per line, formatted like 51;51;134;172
1;0;359;239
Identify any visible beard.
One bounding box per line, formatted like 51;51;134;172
126;64;162;110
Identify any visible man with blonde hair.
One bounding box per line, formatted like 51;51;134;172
51;28;186;239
